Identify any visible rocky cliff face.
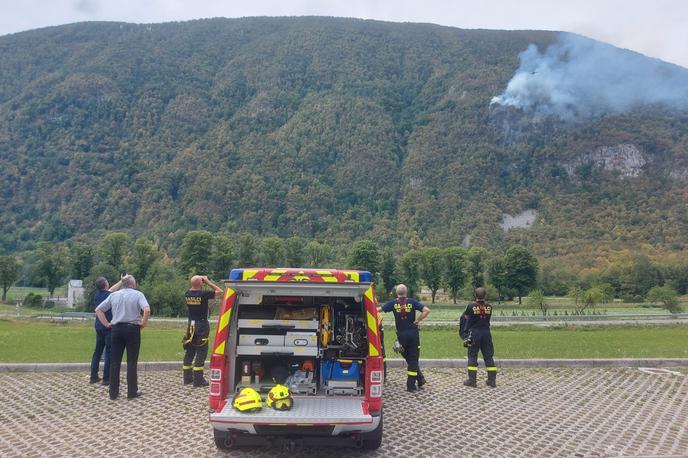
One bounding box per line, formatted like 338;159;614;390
566;143;647;178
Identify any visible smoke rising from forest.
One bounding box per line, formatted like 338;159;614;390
491;33;688;120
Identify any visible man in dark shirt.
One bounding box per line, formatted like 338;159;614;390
377;284;430;392
89;276;122;385
183;275;223;387
461;287;497;388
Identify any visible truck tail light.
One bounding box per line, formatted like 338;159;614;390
209;354;227;412
370;370;383;383
365;357;383;408
369;384;382;398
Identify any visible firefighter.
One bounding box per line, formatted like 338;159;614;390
377;284;430;392
183;275;223;387
461;287;497;388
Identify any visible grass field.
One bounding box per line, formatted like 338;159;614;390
2;286;67;302
1;319;686;363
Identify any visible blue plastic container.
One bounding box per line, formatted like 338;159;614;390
322;359;360;381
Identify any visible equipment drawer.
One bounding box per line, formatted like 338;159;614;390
285;332;317;347
236;345;318;356
239;334;285;346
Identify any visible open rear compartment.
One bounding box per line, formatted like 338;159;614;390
233;294;369;399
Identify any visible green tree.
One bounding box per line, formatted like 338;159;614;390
211;234;235;279
620;255;661;298
420;247;444;304
129;238;158;282
664;262;688;295
348;240;381;275
284;236;305;267
179;231;213;275
141;260;188;317
379;248;398;299
100;232;128;272
568;285;584;311
526;289;547;315
646;286;682;313
0;255;21;301
579;286;604;314
237;233;259;267
443;247;467;304
399;250;422;298
261;236;286;266
488;256;512;301
466;247;489;288
305;241;329;267
503;245;538;305
36;243;68;296
70;244;94;279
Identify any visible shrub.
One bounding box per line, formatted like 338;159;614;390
23;292;43;308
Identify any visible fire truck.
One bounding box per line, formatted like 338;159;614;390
208;268;385;450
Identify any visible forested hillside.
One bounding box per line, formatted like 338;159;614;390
1;17;687;270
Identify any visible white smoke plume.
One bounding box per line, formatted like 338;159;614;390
491;33;688;120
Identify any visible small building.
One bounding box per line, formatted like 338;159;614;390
67;280;85;308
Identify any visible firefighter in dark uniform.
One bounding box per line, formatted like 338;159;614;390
461;287;497;388
377;284;430;392
183;275;223;387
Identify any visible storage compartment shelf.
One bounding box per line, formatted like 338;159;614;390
237;345;318;356
238;319;318;330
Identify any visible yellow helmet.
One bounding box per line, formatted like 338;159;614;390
232;387;262;412
266;384;293;411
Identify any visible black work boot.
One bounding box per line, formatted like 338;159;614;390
463;369;477;388
183;368;193;385
417;371;427;389
406;375;418;392
486;370;497;388
193;369;209;387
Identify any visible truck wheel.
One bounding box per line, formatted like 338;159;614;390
213;429;234;450
361;411;383;450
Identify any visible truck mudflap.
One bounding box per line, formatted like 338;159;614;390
210;396;376;434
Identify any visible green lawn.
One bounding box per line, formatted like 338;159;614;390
2;286;67;302
1;319;686;362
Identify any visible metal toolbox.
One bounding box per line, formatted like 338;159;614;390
238;334;285;346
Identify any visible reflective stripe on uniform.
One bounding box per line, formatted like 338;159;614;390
467;366;478;371
406;371;418;376
486;367;498;372
193;366;204;371
182;365;192;370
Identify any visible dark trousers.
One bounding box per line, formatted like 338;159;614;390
467;328;495;368
110;324;141;398
183;319;209;369
397;329;420;376
90;329;111;381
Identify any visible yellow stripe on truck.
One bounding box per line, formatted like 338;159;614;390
343;271;360;282
214;341;225;355
366;311;378;337
218;308;232;334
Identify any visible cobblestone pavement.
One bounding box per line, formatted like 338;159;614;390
1;367;686;457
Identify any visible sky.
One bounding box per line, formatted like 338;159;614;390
1;0;686;68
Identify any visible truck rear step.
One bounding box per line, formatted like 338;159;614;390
211;396;372;426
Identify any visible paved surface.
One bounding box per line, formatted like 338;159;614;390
1;367;687;457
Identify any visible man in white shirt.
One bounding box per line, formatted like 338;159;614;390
96;275;151;400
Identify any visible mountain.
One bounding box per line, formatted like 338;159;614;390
1;17;687;267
